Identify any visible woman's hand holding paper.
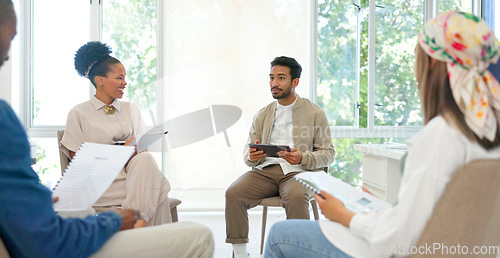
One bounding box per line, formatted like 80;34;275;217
315;190;355;228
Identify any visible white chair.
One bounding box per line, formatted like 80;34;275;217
258;195;319;254
257;167;327;254
56;130;181;222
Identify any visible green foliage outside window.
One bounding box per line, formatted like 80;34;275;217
374;0;423;126
97;0;471;189
318;0;472;186
318;0;423;128
317;0;359;127
438;0;473;14
32;140;58;187
103;0;157;111
318;0;423;186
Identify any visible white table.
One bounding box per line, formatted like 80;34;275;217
354;144;407;205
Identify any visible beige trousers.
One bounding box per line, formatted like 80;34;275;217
225;164;313;243
94;152;171;225
90;222;214;258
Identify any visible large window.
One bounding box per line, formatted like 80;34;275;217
159;0;312;210
18;0;490;210
374;0;423;127
22;0;312;210
317;0;423;186
317;0;358;127
102;0;158;116
31;1;91;126
317;0;423;129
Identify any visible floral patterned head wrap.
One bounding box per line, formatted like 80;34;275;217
418;10;500;141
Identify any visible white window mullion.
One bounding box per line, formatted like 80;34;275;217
20;0;33;130
90;0;102;42
472;0;482;17
157;0;165;127
157;0;169;174
310;0;318;104
332;126;421;139
89;0;102;100
367;0;376;130
425;0;437;22
355;0;361;129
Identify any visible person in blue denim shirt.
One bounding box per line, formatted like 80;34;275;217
0;2;137;257
0;99;139;257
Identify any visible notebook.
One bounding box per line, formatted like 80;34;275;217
294;171;391;212
52;142;135;212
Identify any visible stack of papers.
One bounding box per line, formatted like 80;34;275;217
52;142;135;212
294;171;391;212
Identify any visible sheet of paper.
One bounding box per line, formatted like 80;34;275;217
52;142;135;212
294;171;391;212
130;127;168;153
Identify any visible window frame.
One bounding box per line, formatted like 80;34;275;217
319;0;481;138
21;0;100;137
20;0;484;140
14;0;489;211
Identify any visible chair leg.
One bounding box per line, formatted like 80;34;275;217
171;207;178;222
310;199;319;220
261;205;268;254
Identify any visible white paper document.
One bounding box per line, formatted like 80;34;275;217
52;142;135;212
294;171;391;212
130;127;168;153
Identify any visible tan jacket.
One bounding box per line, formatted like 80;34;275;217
244;96;335;170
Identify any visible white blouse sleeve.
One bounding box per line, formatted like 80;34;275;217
60;107;85;158
349;117;468;256
130;103;146;136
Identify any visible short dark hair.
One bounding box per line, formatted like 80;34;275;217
270;56;302;80
0;0;15;25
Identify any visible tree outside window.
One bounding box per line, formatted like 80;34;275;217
317;0;423;186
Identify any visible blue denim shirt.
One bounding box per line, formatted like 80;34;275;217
0;100;121;258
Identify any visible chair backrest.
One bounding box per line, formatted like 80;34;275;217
57;130;70;174
412;159;500;258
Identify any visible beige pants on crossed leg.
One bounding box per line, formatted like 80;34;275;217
94;152;172;225
91;221;215;258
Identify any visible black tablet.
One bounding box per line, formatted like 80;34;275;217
248;144;291;158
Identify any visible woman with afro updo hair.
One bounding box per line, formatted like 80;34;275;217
60;41;171;228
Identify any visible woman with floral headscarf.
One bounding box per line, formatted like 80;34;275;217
263;10;500;258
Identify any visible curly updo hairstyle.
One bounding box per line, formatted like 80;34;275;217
74;41;121;87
